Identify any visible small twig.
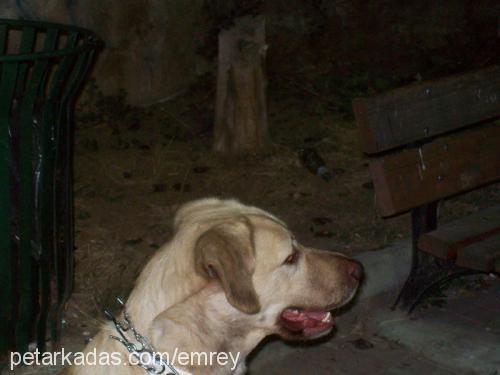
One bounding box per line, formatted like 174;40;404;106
277;77;340;110
161;109;197;137
70;299;105;328
180;169;190;192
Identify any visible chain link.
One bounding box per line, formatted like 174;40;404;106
104;298;180;375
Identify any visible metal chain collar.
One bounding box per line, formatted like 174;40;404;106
104;298;180;375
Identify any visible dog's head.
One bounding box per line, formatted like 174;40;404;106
179;198;363;340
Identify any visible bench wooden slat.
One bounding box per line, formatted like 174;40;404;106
353;65;500;154
418;205;500;259
455;234;500;272
370;124;500;217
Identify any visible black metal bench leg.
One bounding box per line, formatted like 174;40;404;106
391;202;486;312
392;202;438;311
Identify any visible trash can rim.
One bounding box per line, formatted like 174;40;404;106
0;18;103;62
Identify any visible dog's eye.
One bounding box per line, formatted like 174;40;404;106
284;250;299;265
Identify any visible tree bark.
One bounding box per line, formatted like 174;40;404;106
213;15;269;156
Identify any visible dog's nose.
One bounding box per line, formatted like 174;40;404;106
347;260;363;282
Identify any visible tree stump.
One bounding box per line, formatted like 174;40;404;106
213;16;269;156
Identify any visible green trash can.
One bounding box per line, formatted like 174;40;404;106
0;19;102;355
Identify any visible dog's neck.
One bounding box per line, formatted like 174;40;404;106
148;284;269;375
125;237;207;333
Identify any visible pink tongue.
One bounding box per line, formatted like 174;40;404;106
282;309;328;321
280;309;335;335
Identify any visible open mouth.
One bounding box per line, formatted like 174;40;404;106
279;308;336;337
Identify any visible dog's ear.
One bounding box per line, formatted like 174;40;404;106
194;218;261;314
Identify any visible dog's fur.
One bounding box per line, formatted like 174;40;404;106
63;198;362;375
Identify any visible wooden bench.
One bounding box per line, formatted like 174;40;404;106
353;65;500;311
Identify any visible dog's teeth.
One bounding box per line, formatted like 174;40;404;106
322;312;332;323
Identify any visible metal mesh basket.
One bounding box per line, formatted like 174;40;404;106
0;18;102;355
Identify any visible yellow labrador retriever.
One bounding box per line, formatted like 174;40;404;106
63;198;362;375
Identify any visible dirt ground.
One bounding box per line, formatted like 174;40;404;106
64;74;500;343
